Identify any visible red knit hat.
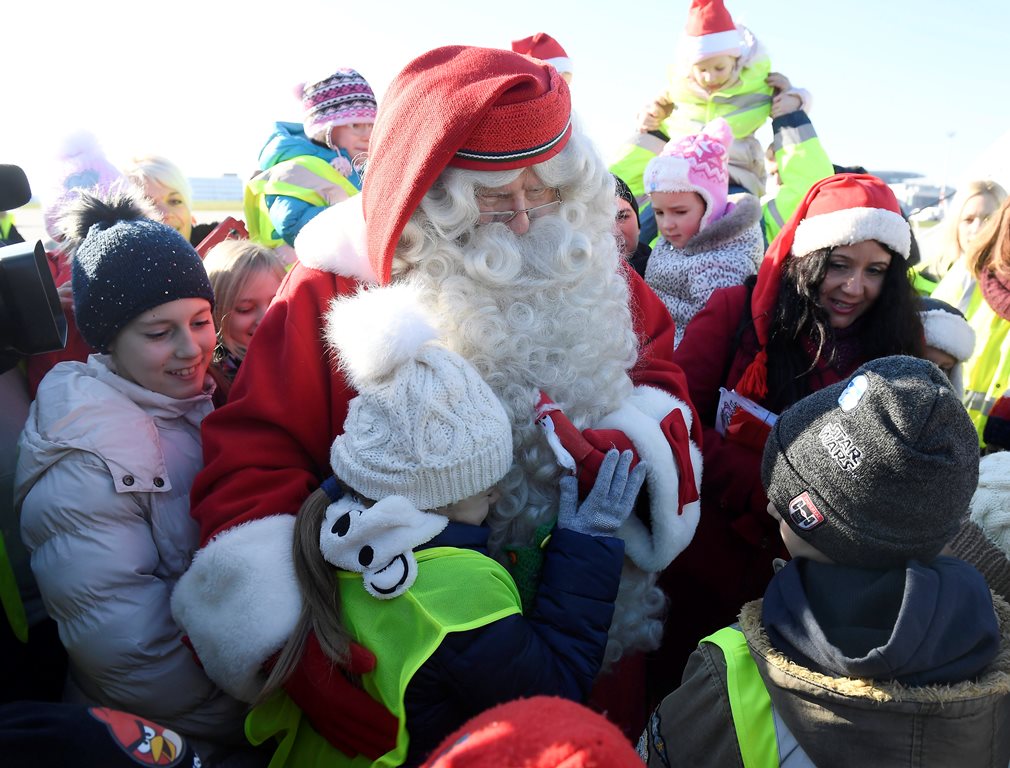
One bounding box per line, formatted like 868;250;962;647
735;173;911;401
682;0;744;63
511;32;573;76
419;696;642;768
362;46;572;285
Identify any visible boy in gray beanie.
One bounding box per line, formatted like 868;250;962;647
640;355;1010;768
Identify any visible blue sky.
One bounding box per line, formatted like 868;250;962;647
3;0;1007;192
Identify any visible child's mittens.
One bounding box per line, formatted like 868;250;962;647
330;155;354;178
557;449;648;536
637;98;673;133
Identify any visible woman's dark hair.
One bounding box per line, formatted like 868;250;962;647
762;245;924;411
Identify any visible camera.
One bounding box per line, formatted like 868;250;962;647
0;164;67;373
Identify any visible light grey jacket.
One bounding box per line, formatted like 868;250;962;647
15;355;247;741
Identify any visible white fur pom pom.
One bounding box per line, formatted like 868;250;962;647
324;283;440;388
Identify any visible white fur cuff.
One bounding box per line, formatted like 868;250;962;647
293;194;378;282
597;385;703;571
170;515;301;702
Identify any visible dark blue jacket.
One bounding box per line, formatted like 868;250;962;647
763;556;1000;686
403;522;624;765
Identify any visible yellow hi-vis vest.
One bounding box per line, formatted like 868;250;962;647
936;284;1010;445
0;212;15;241
246;547;522;768
244;155;360;248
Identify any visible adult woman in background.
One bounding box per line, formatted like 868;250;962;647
651;174;923;698
944;197;1010;446
923;180;1006;305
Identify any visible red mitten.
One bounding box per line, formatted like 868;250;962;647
725;407;773;454
282;630;398;760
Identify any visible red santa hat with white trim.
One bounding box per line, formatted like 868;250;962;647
682;0;744;63
361;45;572;285
511;33;573;78
735;173;911;402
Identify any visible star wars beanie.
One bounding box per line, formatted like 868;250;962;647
66;190;213;352
761;355;979;568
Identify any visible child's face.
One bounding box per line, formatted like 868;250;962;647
691;55;739;93
766;502;833;563
330;122;374;157
109;297;216;399
439;487;501;526
615;196;640;257
923;344;957;378
221;267;283;360
651;191;706;248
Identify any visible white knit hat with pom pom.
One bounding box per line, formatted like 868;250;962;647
324;282;514;509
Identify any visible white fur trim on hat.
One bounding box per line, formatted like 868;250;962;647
682;29;744;63
921;308;976;363
294;194;378;283
792;206;911;259
170;515;301;702
596;385;702;571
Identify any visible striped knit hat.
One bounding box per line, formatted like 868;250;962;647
362;45;572;284
300;68;377;141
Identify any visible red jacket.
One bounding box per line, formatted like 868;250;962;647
190;261;695;544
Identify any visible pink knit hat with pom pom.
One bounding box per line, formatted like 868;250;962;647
643;117;733;230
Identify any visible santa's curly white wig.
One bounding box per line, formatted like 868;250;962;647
390;123;666;661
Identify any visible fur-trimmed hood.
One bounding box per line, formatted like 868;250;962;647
683;192;761;256
739;595;1010;766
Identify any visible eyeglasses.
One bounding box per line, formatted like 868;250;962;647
478;189;562;225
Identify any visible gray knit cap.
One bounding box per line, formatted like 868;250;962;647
761;355;979;568
66;190;213;352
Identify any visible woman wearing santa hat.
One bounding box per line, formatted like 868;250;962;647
652;173;925;693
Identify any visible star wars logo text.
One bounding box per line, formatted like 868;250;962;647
818;421;863;471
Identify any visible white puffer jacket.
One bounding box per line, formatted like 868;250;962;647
15;355;247;741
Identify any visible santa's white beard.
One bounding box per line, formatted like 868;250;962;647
401;211;667;662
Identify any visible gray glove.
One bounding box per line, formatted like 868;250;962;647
557;449;648;536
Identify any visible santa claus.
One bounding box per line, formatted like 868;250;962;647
172;45;702;755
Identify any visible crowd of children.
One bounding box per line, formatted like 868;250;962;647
3;3;1010;767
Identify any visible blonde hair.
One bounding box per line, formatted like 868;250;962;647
258;487;354;703
202;239;286;334
969;195;1010;279
123;155;194;211
937;180;1007;278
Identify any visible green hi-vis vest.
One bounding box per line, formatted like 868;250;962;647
0;212;15;241
0;531;28;643
663;59;773;142
702;627;778;768
246;547;523;768
936;284;1010;445
244;155;360;249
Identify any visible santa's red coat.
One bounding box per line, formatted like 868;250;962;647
190;261;699;544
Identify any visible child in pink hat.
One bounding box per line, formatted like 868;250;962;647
642;117;764;346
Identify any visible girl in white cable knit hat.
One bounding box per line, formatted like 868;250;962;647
247;282;647;768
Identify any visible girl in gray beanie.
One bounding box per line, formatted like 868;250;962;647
14;191;252;761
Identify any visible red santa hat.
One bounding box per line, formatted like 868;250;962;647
735;173;911;401
362;45;572;285
511;32;573;77
682;0;744;63
420;696;642;767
